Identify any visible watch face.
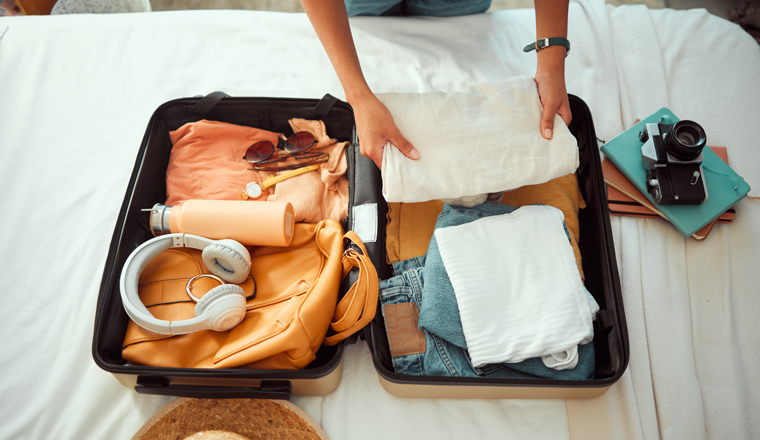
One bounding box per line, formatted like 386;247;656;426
245;182;262;199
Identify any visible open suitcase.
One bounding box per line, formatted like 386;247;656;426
93;92;629;399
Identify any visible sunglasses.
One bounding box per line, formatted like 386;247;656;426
244;132;328;171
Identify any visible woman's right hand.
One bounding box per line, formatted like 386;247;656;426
300;0;418;170
349;92;419;170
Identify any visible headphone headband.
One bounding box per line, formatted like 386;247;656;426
119;233;248;335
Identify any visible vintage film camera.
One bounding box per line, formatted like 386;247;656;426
640;120;708;205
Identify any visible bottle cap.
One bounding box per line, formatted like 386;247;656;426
145;203;172;236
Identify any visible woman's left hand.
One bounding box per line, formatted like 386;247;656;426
534;51;572;139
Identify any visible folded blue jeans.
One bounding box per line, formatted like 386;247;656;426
380;256;595;379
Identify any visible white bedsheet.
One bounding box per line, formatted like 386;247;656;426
1;1;759;439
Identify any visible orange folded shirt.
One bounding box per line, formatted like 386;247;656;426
263;118;350;224
166;120;278;205
166;118;349;223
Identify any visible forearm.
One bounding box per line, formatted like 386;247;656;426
533;0;569;74
533;0;571;134
300;0;374;105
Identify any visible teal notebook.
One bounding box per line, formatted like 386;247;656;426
600;108;750;237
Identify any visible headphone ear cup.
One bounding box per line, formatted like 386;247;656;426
194;284;246;332
202;239;251;284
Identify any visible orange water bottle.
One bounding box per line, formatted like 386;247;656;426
146;199;295;247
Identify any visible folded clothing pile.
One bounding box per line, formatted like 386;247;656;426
380;202;599;380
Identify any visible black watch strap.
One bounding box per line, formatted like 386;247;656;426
523;37;570;57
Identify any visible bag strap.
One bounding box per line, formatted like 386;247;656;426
322;230;379;346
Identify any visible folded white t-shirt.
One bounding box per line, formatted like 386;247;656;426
434;205;598;368
377;75;579;203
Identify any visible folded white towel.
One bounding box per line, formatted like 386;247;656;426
377;75;579;203
434;205;598;368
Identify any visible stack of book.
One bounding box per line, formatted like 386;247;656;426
599;108;750;240
602;147;734;240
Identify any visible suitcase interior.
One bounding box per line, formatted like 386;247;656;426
93;92;629;399
92;94;367;398
361;95;630;397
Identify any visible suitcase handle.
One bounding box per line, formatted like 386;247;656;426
311;94;339;118
190;91;231;115
135;376;292;399
190;92;340;118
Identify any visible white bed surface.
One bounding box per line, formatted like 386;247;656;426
1;2;759;439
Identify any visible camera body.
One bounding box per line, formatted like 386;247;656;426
640;120;708;205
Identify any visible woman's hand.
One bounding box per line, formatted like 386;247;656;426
534;55;572;139
301;0;418;170
533;0;571;139
349;91;418;170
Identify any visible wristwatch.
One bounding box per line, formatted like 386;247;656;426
241;163;320;200
523;37;570;57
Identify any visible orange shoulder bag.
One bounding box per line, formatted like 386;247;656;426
121;219;377;370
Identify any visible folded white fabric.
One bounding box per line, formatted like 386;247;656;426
542;346;580;371
377;75;579;203
434;205;598;368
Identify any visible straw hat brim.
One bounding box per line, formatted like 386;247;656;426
132;398;328;440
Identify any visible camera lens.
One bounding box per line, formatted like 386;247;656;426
665;120;706;161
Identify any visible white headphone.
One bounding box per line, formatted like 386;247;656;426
120;233;252;335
